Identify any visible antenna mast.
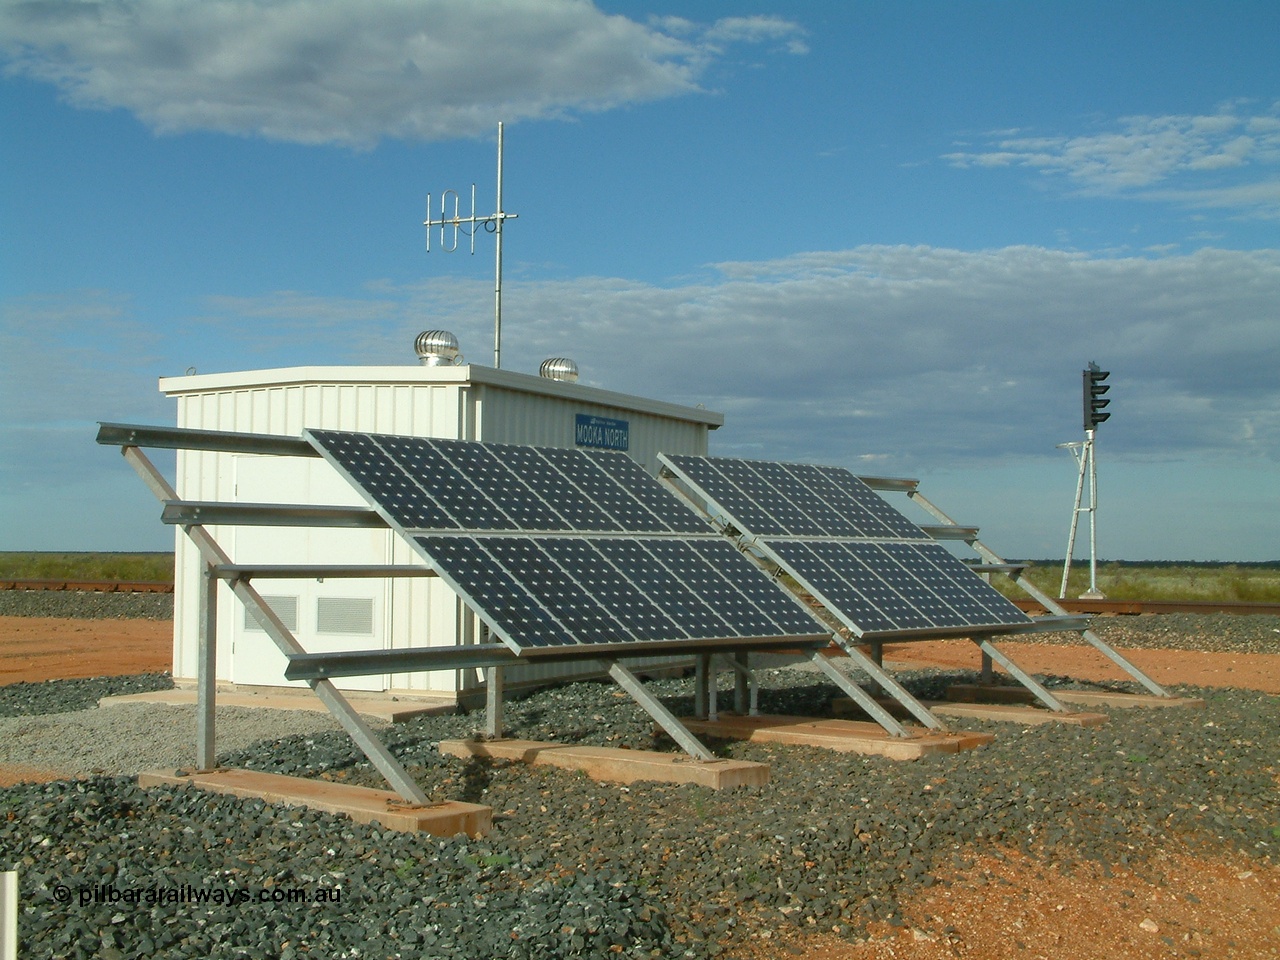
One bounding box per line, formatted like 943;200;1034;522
424;121;518;368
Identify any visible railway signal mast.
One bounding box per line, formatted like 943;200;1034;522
1058;362;1110;599
424;121;518;369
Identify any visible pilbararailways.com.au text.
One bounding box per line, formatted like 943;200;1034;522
51;882;342;908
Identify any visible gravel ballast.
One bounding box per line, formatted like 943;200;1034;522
1;597;1278;958
0;590;172;622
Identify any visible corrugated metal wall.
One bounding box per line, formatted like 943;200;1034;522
473;383;710;470
172;380;468;693
168;371;715;699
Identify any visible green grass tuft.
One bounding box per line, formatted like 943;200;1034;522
991;561;1280;603
0;552;175;583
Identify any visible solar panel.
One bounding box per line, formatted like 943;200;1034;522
660;453;1034;639
663;454;930;540
488;442;617;531
306;430;829;655
584;451;710;534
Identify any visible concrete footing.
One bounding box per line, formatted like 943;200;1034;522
831;697;1109;728
944;684;1205;710
928;702;1109;727
679;714;993;760
438;739;769;789
138;768;491;835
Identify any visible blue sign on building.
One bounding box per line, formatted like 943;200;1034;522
575;414;629;451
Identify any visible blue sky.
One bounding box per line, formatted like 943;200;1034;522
2;0;1278;561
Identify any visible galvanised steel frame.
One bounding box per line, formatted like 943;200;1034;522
656;456;1114;718
884;477;1171;698
98;422;842;801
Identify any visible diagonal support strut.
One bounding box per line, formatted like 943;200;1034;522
602;661;715;762
120;445;429;805
807;649;911;737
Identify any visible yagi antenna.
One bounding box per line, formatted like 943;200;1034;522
424;121;519;369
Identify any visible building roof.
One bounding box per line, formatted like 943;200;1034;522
159;363;724;428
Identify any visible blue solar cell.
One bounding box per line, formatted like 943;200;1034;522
585;452;709;534
748;460;858;537
378;435;516;531
663;454;790;535
313;431;830;652
685;539;825;635
482;537;635;644
769;541;900;632
592;539;736;640
430;439;567;531
308;430;459;530
796;466;902;539
841;541;955;626
642;539;782;639
815;542;936;629
540;538;687;640
702;458;827;537
489;444;618;531
662;453;1036;637
415;536;567;647
814;466;928;540
910;543;1030;625
537;447;664;533
873;543;974;628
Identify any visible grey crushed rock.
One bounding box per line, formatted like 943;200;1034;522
0;589;172;621
1;593;1278;958
0;703;353;776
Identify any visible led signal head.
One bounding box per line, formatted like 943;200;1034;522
1083;361;1111;430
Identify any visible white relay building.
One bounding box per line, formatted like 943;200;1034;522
161;343;722;702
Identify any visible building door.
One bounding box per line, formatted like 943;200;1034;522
229;456;389;692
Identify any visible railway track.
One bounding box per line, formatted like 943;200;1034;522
0;578;174;594
1010;597;1280;616
2;578;1278;616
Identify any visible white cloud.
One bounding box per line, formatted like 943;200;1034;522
0;0;805;147
703;15;808;54
342;245;1280;470
22;247;1266;476
6;244;1278;556
945;107;1280;218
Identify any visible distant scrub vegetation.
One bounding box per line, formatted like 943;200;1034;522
997;560;1280;603
0;552;175;583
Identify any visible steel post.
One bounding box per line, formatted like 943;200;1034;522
975;639;1067;712
830;638;944;730
485;666;505;739
195;560;217;770
694;652;711;719
733;651;750;714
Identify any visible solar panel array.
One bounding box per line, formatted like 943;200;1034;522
305;430;827;653
660;454;1032;637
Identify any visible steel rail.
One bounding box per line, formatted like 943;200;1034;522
1008;598;1280;616
0;578;175;593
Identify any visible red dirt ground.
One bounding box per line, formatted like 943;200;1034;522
0;615;171;687
884;637;1280;695
3;616;1279;958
